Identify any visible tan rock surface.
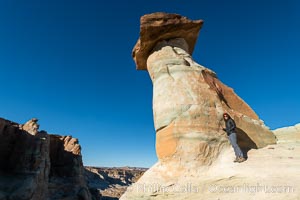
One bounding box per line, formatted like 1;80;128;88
21;118;39;135
122;126;300;200
121;125;300;200
273;123;300;143
121;141;300;200
146;37;276;164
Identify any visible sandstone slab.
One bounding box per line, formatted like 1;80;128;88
132;12;203;70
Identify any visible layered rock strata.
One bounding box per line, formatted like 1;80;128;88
0;118;92;200
132;12;276;165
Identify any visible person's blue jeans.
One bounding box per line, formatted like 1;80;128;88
228;132;244;158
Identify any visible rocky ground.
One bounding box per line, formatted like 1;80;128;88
121;125;300;200
85;166;147;199
1;118;298;200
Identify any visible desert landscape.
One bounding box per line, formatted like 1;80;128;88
0;117;147;200
0;0;299;198
0;116;299;200
1;12;299;200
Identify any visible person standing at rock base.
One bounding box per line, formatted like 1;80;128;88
223;113;246;163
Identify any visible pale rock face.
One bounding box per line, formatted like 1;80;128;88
146;38;276;164
147;38;228;164
273;123;300;143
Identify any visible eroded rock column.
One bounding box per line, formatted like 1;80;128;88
132;12;276;166
147;38;228;164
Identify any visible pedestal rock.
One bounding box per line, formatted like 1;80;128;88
119;13;287;200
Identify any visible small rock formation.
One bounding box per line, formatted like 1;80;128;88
49;135;92;200
0;117;92;200
85;167;147;199
21;118;39;135
119;13;300;200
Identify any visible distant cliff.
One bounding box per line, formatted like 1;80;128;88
85;166;147;200
0;117;92;200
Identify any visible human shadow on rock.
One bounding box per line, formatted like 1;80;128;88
236;127;258;159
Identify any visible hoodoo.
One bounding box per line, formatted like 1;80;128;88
120;13;299;200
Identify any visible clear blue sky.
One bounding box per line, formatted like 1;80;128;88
0;0;299;168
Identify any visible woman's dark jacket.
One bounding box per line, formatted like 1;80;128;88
224;118;236;136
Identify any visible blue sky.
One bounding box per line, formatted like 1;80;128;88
0;0;299;167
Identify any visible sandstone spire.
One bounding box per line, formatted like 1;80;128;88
121;12;280;200
132;12;276;164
